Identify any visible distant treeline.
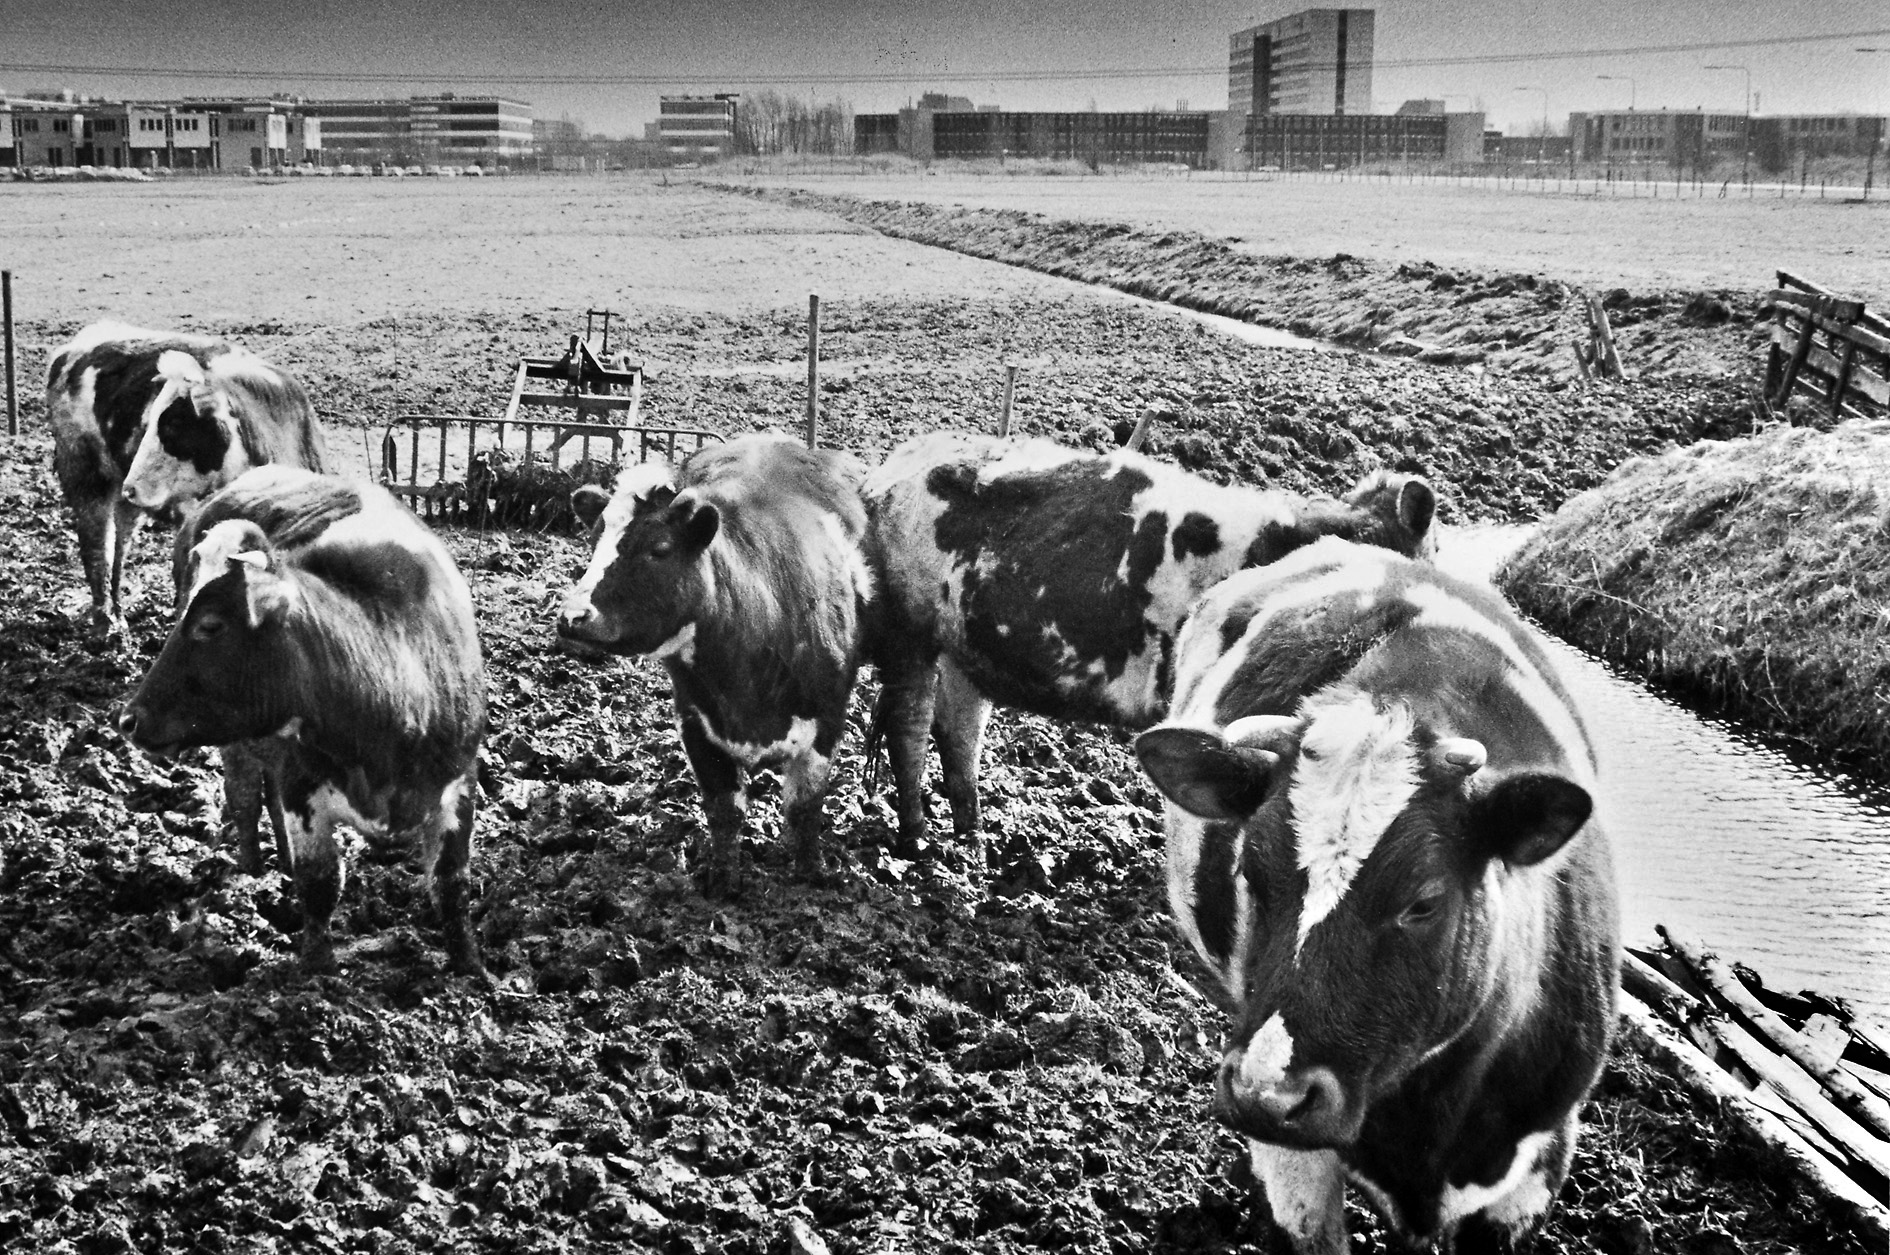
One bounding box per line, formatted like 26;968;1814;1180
735;91;854;157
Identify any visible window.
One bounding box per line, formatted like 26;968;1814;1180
53;119;70;133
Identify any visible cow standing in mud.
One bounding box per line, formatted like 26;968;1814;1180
46;321;325;635
119;467;488;978
862;430;1436;856
1134;537;1618;1254
558;436;874;896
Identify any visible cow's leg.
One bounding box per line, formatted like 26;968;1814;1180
281;784;346;974
1250;1142;1347;1255
679;709;747;897
932;659;992;860
105;495;143;631
220;743;269;874
419;772;487;980
876;647;939;857
53;433;121;635
781;739;835;884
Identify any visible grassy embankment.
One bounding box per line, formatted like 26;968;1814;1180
1499;421;1890;781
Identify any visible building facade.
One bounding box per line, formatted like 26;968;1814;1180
410;95;532;167
659;94;739;161
1228;8;1374;165
1246;110;1484;168
1573;110;1750;170
929;110;1219;167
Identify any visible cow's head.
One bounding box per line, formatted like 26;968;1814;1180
557;461;712;657
1135;691;1591;1150
121;351;250;514
1343;471;1437;560
119;519;300;756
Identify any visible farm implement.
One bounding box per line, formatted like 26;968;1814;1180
378;309;716;529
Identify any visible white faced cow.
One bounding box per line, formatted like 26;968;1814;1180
120;467;488;979
558;435;875;897
861;430;1437;858
1135;537;1618;1254
46;321;325;635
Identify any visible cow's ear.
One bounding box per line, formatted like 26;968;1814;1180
1135;726;1278;821
1398;477;1436;545
571;485;610;529
233;553;294;630
1469;772;1592;867
675;499;720;552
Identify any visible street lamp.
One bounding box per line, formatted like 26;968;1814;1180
1514;85;1548;168
1704;63;1751;184
1597;74;1636;109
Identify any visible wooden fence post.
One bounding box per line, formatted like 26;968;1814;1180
3;271;15;437
998;364;1017;436
805;293;820;449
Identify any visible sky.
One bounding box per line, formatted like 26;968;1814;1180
5;0;1889;137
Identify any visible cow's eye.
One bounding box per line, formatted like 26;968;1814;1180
189;614;227;641
1398;887;1447;929
648;538;675;559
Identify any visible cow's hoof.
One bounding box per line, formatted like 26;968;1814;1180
451;954;495;989
300;945;339;976
696;859;745;899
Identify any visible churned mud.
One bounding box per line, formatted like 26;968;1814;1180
0;179;1868;1252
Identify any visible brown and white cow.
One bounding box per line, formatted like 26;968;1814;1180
47;320;325;634
558;435;874;896
119;467;488;978
1134;537;1618;1254
862;430;1437;856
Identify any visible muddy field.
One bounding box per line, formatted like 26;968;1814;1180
0;179;1869;1253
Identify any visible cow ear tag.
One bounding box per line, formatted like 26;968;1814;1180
1135;726;1277;821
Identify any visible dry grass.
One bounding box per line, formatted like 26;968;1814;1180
1499;420;1890;776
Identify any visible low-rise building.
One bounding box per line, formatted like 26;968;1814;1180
411;95;533;167
1246;110;1485;167
1574;109;1746;169
659;94;739;162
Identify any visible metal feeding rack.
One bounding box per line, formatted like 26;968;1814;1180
378;309;717;527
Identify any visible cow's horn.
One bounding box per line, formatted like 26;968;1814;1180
1436;737;1487;776
230;550;269;570
1222;714;1300;749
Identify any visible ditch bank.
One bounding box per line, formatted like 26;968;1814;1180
1498;420;1890;784
722;184;1764;385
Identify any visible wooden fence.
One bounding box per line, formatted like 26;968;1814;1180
1763;270;1890;420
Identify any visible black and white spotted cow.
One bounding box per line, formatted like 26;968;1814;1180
119;467;488;978
861;430;1437;856
1134;537;1618;1254
558;435;874;896
46;321;325;634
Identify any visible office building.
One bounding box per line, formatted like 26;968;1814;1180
1227;8;1374;168
659;94;739;162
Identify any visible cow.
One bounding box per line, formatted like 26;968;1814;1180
860;430;1437;857
557;435;874;897
118;466;488;978
1133;537;1618;1254
46;320;325;636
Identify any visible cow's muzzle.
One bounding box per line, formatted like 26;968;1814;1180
556;593;611;645
117;703;179;759
1213;1059;1353;1149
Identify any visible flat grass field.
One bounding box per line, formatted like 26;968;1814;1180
6;169;1887;339
738;166;1890;303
